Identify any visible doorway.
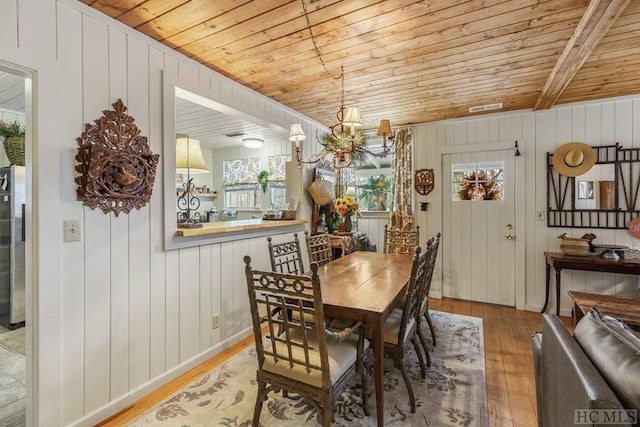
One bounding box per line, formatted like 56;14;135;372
441;148;517;306
0;63;31;426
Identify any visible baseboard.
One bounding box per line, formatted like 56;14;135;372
70;326;253;427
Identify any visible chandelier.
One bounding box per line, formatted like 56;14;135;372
291;68;396;169
292;0;396;169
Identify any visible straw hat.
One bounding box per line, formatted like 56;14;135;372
552;142;596;177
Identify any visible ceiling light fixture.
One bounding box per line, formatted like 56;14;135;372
242;137;264;148
296;1;395;169
176;134;209;228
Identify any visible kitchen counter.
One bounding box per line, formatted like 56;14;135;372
175;218;307;237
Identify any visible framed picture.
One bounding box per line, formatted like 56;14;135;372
578;181;594;200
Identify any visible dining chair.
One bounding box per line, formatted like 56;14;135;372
384;224;420;254
243;256;369;427
419;232;441;348
304;230;333;267
383;245;430;412
267;233;305;274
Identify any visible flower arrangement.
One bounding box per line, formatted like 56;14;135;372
330;195;361;219
0;120;25;138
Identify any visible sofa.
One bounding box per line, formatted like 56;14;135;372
532;309;640;427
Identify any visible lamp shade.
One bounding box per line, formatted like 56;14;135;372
377;119;392;136
242;137;264;148
343;106;362;127
176;134;209;174
289;123;306;142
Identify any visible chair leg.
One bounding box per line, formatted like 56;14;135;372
359;352;370;416
322;407;332;427
411;336;426;379
393;354;416;413
252;380;266;427
425;310;436;346
416;323;432;368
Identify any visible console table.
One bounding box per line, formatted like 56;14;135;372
543;252;640;316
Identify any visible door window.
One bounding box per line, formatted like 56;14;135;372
451;161;504;201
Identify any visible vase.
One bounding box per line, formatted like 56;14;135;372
344;216;352;232
337;221;346;233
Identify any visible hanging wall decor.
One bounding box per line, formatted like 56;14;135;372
415;168;434;195
75;99;159;216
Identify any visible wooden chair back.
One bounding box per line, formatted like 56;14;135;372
384;224;420;254
243;258;331;389
267;233;305;274
305;231;333;267
422;232;441;303
398;246;430;341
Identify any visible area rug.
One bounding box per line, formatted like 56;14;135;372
126;311;487;426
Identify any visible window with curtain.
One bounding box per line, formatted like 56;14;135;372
223;157;261;209
268;154;291;208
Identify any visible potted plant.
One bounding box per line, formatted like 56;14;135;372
357;175;391;210
257;170;269;192
0;120;25;166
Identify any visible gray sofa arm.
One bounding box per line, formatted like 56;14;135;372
539;314;625;427
531;330;543;427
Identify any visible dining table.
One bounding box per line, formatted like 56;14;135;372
315;250;415;427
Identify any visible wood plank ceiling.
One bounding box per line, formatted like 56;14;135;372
82;0;640;132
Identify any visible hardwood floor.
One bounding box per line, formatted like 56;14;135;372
98;298;572;427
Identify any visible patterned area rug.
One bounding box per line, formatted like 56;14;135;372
126;311;487;426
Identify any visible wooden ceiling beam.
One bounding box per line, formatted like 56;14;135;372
534;0;631;110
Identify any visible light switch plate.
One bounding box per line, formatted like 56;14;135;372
63;220;81;242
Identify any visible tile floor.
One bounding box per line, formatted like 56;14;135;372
0;327;25;427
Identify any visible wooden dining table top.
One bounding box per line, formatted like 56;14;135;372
315;251;415;316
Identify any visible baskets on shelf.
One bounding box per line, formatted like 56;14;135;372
3;135;25;166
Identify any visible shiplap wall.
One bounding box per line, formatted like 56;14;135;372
415;99;640;313
0;1;324;426
3;0;640;425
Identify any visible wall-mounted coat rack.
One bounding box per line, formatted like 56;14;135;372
547;143;640;229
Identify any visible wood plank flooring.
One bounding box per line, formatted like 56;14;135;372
98;298;572;427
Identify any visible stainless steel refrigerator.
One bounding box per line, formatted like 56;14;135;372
0;165;25;329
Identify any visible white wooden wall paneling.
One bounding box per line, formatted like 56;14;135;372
179;246;201;362
81;13;112;415
198;246;212;350
57;4;84;424
107;24;131;402
165;247;180;370
210;244;222;345
148;46;169;380
127;35;152;392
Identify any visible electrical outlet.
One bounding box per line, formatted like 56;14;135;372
537;211;545;221
63;220;82;242
212;314;220;330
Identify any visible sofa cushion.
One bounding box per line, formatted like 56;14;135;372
574;307;640;414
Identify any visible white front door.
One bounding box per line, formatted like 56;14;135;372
441;149;516;306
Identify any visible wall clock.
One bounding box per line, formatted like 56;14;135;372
75;99;159;216
415;168;434;195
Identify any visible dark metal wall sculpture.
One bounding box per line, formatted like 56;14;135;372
75;99;159;216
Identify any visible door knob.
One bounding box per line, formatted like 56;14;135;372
505;224;514;239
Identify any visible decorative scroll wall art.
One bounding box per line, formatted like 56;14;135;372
75;99;159;216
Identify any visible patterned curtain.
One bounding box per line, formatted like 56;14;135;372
389;128;414;230
222;158;261;185
268;154;291;181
